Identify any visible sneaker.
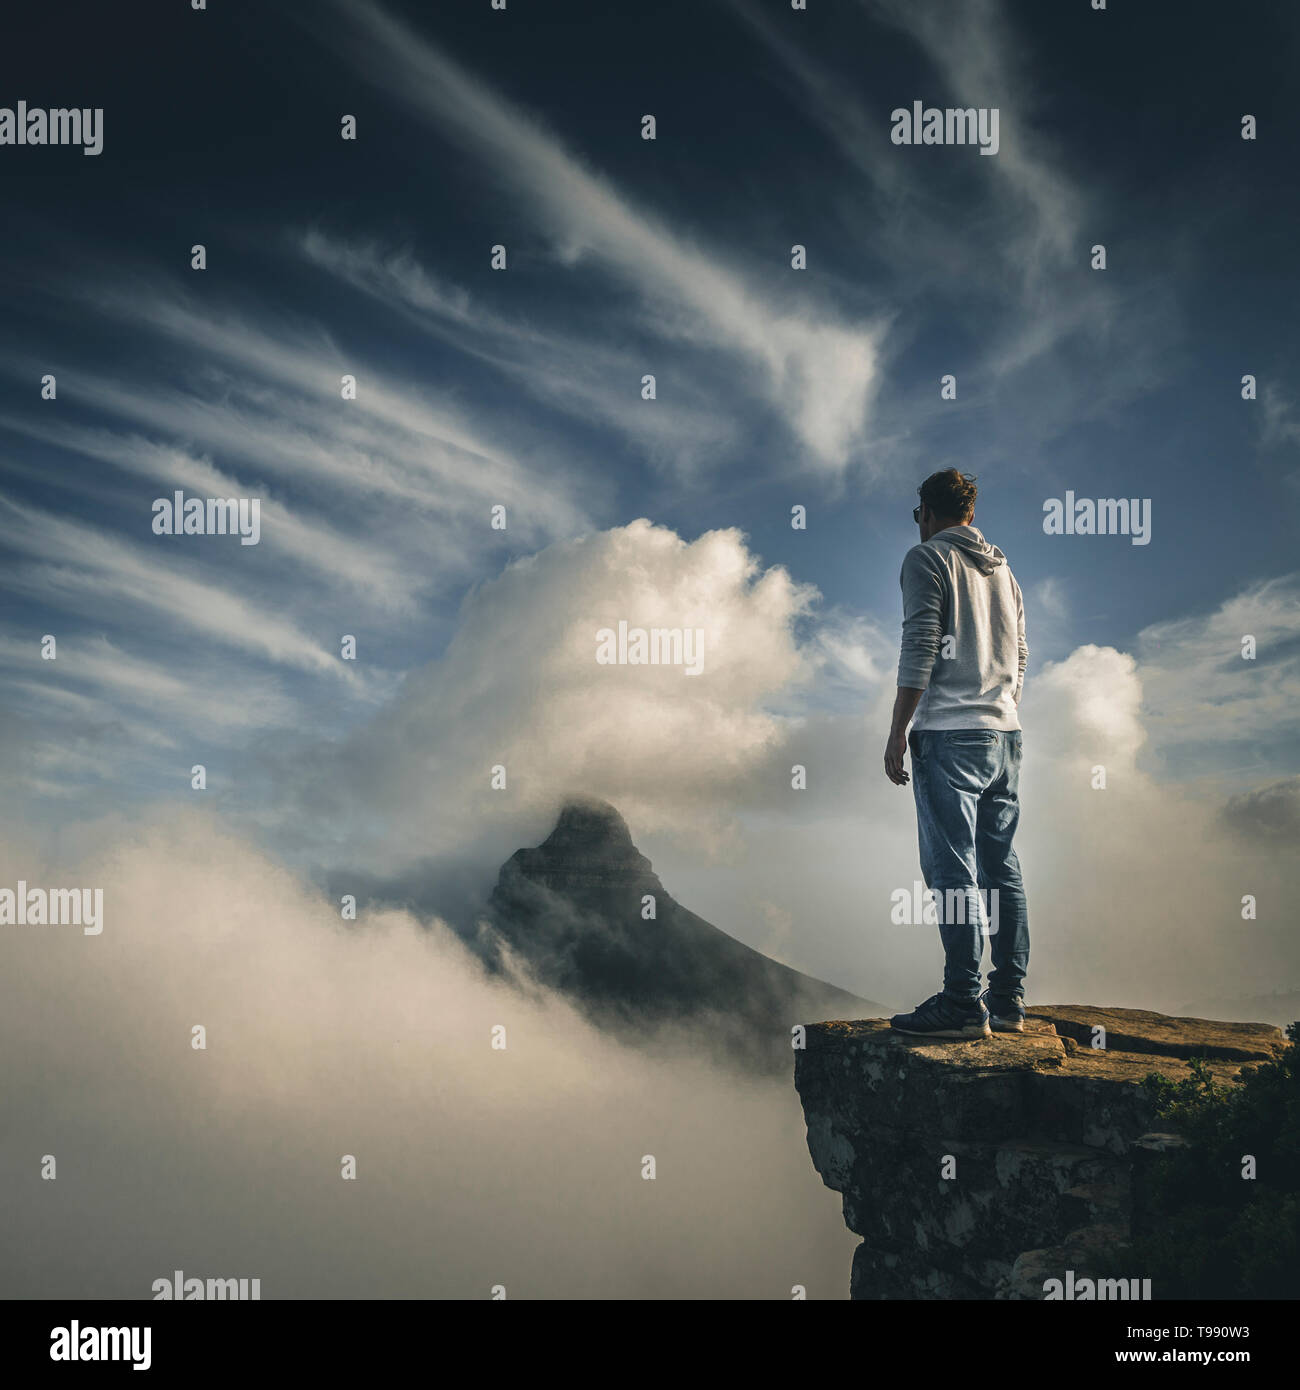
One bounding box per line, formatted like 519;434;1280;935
890;991;990;1040
982;989;1025;1033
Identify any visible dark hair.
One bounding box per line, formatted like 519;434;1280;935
918;469;977;522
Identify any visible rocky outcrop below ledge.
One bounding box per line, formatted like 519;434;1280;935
793;1006;1287;1299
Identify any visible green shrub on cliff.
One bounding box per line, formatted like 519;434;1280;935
1132;1022;1299;1298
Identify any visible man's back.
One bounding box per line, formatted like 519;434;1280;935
897;524;1027;731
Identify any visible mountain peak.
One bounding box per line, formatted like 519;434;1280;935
544;796;637;857
480;798;886;1074
506;795;654;888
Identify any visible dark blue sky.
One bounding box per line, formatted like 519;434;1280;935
2;0;1298;821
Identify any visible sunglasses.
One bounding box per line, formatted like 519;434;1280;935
912;505;923;523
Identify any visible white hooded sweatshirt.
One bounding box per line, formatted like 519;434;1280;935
896;524;1027;731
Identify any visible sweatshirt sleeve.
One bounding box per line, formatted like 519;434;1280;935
1013;576;1028;705
897;545;946;689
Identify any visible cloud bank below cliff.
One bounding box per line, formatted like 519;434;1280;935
0;811;853;1299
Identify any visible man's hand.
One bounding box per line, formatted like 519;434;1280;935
884;729;909;785
884;686;924;785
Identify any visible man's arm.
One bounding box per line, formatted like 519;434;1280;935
886;546;944;784
884;686;924;785
897;547;945;690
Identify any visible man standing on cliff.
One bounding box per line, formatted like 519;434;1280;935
884;470;1030;1039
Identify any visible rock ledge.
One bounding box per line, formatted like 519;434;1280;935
794;1005;1285;1298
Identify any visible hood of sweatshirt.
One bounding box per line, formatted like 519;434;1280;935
929;524;1006;575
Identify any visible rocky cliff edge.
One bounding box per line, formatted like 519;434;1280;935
794;1005;1287;1299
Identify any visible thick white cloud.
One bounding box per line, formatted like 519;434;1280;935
1023;643;1147;775
0;811;854;1298
1007;644;1295;1011
272;519;819;865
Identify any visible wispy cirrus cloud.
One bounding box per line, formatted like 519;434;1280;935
297;230;740;479
725;0;1177;485
865;0;1080;273
1261;386;1300;448
0;495;349;678
1135;574;1300;769
330;0;884;475
729;0;1084;314
0;633;298;731
0;414;423;614
72;284;592;540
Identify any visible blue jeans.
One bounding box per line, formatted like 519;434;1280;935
908;728;1029;1004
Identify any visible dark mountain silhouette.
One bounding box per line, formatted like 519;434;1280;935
476;796;885;1074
